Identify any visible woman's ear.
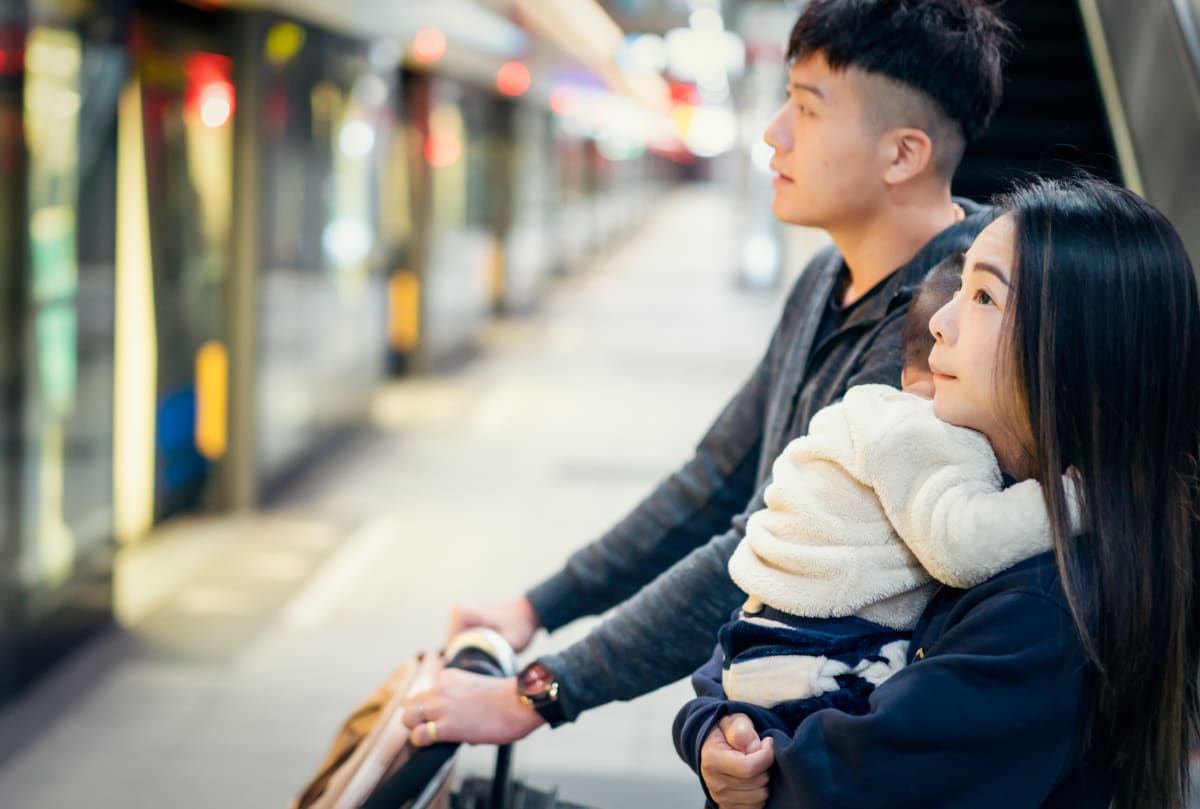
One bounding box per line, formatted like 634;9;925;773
882;128;934;186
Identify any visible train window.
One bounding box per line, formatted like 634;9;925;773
19;27;121;590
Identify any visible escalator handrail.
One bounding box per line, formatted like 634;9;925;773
1171;0;1200;88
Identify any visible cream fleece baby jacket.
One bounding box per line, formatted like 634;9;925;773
728;384;1065;631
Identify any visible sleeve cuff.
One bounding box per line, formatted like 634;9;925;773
525;571;585;633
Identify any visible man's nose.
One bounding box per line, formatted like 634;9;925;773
763;104;790;151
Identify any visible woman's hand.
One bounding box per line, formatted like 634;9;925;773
447;596;541;653
700;713;774;809
402;670;544;746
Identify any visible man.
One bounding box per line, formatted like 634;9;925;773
401;0;1011;758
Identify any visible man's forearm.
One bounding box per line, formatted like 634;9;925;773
526;447;757;631
537;525;747;720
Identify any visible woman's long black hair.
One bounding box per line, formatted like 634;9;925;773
1000;176;1200;807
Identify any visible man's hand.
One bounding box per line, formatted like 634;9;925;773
447;596;541;653
699;713;774;809
401;670;545;747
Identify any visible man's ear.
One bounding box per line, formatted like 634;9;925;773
882;128;934;185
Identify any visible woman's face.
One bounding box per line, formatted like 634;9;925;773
928;215;1026;458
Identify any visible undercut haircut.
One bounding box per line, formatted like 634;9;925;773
902;250;963;373
788;0;1011;177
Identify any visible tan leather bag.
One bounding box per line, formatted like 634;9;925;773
292;652;449;809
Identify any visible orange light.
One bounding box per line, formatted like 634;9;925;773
424;133;462;167
195;341;228;460
496;62;530;97
388;271;421;351
413;29;447;64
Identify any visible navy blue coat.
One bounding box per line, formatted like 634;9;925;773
674;551;1111;807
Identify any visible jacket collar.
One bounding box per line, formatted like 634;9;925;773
827;198;995;329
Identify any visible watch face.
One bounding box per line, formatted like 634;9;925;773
519;663;553;698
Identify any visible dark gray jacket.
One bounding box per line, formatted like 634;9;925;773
527;204;991;720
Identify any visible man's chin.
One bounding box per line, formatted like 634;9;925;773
772;201;820;228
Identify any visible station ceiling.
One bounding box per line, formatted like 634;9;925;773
216;0;694;40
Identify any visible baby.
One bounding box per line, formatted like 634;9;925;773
675;253;1077;766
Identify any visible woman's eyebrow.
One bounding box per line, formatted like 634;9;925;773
971;261;1012;287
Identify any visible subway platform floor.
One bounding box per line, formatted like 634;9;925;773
0;185;815;809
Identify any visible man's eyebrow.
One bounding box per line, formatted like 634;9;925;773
788;82;825;100
971;261;1012;287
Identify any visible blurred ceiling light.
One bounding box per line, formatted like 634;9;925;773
666;27;746;81
322;218;373;266
698;71;728;93
701;83;730;103
619;33;668;74
187;54;235;129
687;0;721;9
413;28;447;64
684;105;738;158
265;21;305;66
496;61;531;97
689;9;724;32
199;92;233;128
510;0;668;113
339;120;375;157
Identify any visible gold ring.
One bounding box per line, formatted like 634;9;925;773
416;703;426;723
425;720;438;744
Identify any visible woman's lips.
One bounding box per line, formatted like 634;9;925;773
929;362;956;382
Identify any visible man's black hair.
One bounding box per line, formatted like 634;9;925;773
902;250;963;373
788;0;1011;143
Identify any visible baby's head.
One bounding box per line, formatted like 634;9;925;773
901;251;964;398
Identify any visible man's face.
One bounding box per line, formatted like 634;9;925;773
763;53;885;228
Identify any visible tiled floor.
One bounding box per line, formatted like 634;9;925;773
0;184;807;809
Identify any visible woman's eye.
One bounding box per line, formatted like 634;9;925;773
972;288;993;306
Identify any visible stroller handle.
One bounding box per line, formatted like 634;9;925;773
357;630;518;809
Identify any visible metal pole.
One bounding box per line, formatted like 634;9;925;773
222;11;262;510
490;744;513;809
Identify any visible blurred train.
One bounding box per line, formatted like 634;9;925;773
0;0;681;700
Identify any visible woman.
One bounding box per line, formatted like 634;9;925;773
690;176;1200;808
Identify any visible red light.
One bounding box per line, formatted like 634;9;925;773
0;47;23;77
668;81;700;106
424;134;462;167
185;53;235;128
413;29;446;64
496;62;530;97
